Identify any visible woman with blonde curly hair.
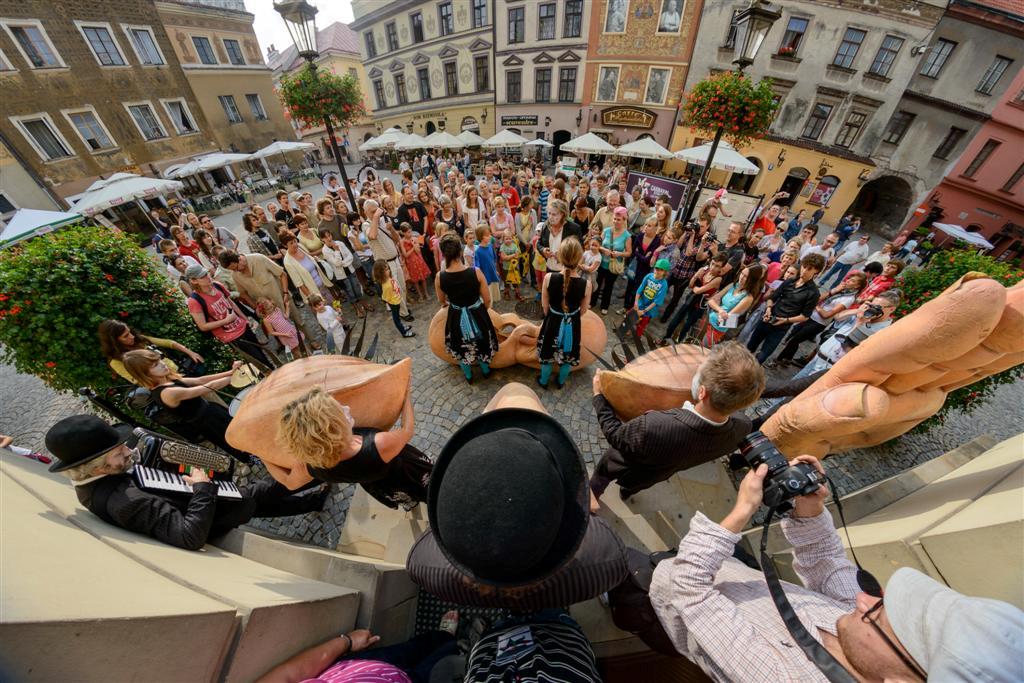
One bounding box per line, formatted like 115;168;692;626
275;388;430;509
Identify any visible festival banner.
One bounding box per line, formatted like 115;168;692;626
625;172;690;211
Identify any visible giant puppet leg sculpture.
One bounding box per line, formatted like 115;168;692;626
599;275;1024;458
428;307;608;370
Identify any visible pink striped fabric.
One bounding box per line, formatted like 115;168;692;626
302;658;412;683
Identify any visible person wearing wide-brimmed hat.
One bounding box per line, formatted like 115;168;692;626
45;415;329;551
406;382;628;611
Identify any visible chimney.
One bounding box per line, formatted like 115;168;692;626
266;44;277;61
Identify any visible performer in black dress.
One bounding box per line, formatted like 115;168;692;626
537;237;591;388
277;388;430;510
434;234;499;384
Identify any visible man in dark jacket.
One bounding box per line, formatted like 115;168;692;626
589;342;765;505
47;415;327;551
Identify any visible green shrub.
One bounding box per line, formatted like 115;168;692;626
0;224;234;393
897;248;1024;431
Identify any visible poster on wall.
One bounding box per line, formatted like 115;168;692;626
689;187;765;242
626;172;690;212
809;181;838;206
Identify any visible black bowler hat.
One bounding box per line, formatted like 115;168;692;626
427;408;588;587
45;415;134;472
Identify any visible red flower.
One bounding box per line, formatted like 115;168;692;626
45;361;56;368
104;273;115;282
0;294;7;301
118;310;129;318
141;270;148;277
9;305;21;315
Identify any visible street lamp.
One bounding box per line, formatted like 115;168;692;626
275;0;358;213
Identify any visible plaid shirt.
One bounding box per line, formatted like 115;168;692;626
649;511;859;682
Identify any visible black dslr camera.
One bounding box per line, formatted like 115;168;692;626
731;431;825;511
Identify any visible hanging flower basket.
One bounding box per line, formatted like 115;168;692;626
683;71;779;149
278;63;366;131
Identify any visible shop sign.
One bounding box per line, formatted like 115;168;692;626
602;107;656;128
501;115;539;127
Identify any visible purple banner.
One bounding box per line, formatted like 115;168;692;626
625;172;690;211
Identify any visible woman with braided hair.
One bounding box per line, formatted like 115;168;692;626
536;237;591;389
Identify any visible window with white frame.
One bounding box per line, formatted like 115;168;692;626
162;99;198;134
2;20;63;68
246;94;267;121
218;95;243;123
75;22;126;66
63;108;115;150
977;56;1012;95
223;38;245;65
919;39;955;78
192;36;217;65
0;192;17;216
125;103;167;140
0;48;13;71
10;113;74;160
122;25;164;65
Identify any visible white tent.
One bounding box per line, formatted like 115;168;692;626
395;133;429;151
457;130;486;146
422;131;465;149
560;132;617;155
357;135;381;152
72;174;184;217
482;129;529;148
932;223;995;250
525;139;554;147
0;208;82;247
364;128;410;150
615;137;674;160
165;152;254;179
250;140;314;158
673;140;759;174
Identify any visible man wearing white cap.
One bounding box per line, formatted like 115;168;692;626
649;456;1024;681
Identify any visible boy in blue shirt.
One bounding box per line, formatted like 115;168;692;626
633;258;671;336
474;226;502;303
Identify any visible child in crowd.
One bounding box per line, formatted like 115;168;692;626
582;238;602;293
632;258;672;337
373;260;416;338
399;222;431;302
432;222;449;274
158;239;199;279
463;229;476;268
256;297;302;360
499;231;523;300
474;226;502;304
309;294;347;354
489;195;514;237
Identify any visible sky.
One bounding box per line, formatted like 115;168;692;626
246;0;355;57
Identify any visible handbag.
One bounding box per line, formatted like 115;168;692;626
609;256;625;275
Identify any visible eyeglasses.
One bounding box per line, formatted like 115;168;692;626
862;600;928;681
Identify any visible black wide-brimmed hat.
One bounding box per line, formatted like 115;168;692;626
427;407;589;587
46;414;134;472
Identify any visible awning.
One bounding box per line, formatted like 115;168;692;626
673;140;759;175
560;132;617;155
0;208;82;247
71;174;184;216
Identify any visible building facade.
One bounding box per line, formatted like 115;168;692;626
351;0;497;139
0;0;216;202
580;0;704;149
0;136;62;219
493;0;593;157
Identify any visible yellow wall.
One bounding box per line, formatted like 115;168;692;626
372;104;498;140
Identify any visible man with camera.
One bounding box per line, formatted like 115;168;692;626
746;253;826;363
709;221;746;286
648;452;1023;681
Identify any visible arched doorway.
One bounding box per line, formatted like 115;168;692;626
552;129;572;159
777;167;810;206
845;175;913;236
728;156;761;193
425;121;436;135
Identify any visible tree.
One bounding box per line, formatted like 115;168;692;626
277;63;367;132
683;71;778;149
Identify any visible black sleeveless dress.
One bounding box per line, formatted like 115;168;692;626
306;427;431;511
537;272;588;366
439;268;499;365
153;380;248;462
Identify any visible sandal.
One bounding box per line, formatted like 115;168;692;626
402;329;417;338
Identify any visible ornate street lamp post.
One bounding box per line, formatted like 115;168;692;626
275;0;358;213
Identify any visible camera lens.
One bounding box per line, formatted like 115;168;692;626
738;430;789;476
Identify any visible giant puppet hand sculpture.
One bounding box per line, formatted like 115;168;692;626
599;275;1024;458
226;356;411;472
428;307;608;370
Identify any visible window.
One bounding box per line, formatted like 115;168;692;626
385;22;399;51
506;69;521;103
373;79;386;109
508;7;524;43
933;126;966;160
411;13;424;43
223;38;245;65
724;9;739;49
475;55;489;92
963;139;1000;177
779;17;808;54
161;99;198;134
245;94;267;121
444;61;458;96
558;66;577;103
395;74;408;104
644;66;670;105
473;0;488;28
535;67;552;102
123;26;164;65
539;4;556;41
12;114;73;159
868;35;903;77
439;2;454;36
218;95;243;124
126;103;167;140
4;22;62;68
883;110;915;144
835;111;866;148
801;103;833;140
347;67;357;79
977;56;1012;95
833;28;865;69
364;32;377;58
0;49;12;71
1001;163;1024;192
192;36;217;64
417;67;431;99
920;39;955;78
564;0;583;38
77;24;126;66
0;192;16;215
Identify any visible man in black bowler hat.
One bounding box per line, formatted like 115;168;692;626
46;415;329;551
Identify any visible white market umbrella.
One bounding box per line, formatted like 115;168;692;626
251;140;314;158
457;130;486;146
560;132;617;156
365;128;410;150
72;174;184;217
616;137;673;160
525;139;554;147
932;223;995;250
395;133;429;151
423;131;465;150
673;140;759;174
0;208;82;247
482;129;529;149
165;152;254;179
358;135;380;152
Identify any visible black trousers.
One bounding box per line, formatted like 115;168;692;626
659;277;689;322
210;477;324;536
746;320;794;363
776;319;825;362
595;266;619;310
